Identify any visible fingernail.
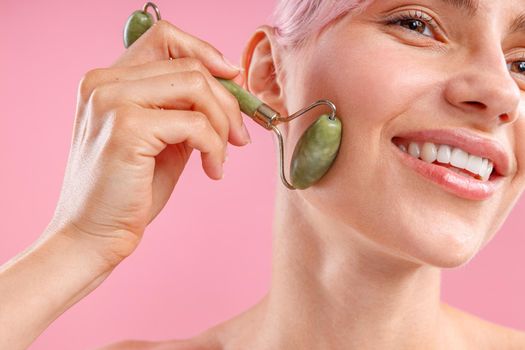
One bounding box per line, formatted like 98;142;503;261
221;55;241;71
241;123;252;144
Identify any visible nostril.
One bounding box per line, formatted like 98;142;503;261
464;101;487;110
499;113;510;122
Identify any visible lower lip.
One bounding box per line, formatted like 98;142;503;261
390;141;505;201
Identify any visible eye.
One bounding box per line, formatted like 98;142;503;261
507;61;525;76
506;52;525;80
385;10;440;39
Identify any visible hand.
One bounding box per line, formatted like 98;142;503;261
48;20;251;267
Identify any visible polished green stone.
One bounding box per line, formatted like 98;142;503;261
290;114;342;189
123;10;153;48
216;78;263;117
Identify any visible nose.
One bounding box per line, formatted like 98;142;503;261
443;47;521;128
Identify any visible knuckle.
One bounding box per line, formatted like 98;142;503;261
216;137;227;159
105;107;140;148
89;84;116;111
189;111;224;156
153;20;173;39
196;38;222;58
186;70;209;91
112;106;139;132
216;113;230;138
205;45;222;60
215;99;234;140
152;20;183;46
182;57;206;72
224;91;239;112
78;68;106;102
218;137;227;153
190;111;209;132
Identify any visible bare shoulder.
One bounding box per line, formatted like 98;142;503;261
442;302;525;349
93;338;217;350
94;339;183;350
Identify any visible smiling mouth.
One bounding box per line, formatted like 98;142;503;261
391;137;494;182
390;137;505;201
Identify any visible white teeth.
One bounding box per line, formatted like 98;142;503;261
466;155;483;175
396;140;494;181
421;142;437;163
479;158;488;176
437;145;452;164
450;148;469;169
408;142;420;158
481;162;494;181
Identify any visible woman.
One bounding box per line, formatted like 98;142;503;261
2;0;525;349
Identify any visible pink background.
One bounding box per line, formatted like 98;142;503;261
1;1;524;348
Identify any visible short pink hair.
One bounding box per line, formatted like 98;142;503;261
271;0;373;50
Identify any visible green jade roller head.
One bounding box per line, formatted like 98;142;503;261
123;2;161;48
123;2;342;190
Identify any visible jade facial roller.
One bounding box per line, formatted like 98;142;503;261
123;2;342;190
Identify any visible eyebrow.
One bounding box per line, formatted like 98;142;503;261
439;0;479;16
439;0;525;36
509;12;525;35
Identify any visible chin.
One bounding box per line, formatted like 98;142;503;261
387;217;488;269
337;197;491;269
405;239;481;269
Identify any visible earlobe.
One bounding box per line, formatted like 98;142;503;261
241;25;287;116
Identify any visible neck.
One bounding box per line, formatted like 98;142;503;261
251;186;450;350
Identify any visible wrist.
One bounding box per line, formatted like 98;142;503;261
42;222;114;273
44;220;137;271
0;222;119;349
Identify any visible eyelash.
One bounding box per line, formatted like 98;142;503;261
385;10;525;78
385;10;441;39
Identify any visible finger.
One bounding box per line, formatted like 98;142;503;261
109;106;226;180
90;70;233;151
231;69;245;87
113;20;240;79
80;59;249;146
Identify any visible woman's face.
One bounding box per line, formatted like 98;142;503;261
280;0;525;267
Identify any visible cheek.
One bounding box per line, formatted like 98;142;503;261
303;32;445;186
327;44;442;128
303;31;448;181
289;30;522;266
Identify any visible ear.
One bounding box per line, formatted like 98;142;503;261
241;25;288;117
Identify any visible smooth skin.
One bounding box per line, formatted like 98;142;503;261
0;20;249;350
2;0;525;349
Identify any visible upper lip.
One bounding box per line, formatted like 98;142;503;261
392;128;511;176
